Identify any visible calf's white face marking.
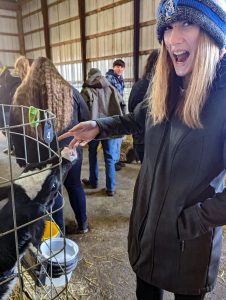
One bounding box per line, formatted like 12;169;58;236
16;164;53;200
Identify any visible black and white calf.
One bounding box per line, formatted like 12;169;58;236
0;151;73;300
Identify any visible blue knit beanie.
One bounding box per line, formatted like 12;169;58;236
157;0;226;49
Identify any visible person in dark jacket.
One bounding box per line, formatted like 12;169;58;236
0;66;21;128
106;59;126;171
128;49;159;162
80;68;123;196
10;57;90;234
59;0;226;299
0;66;21;155
106;59;125;98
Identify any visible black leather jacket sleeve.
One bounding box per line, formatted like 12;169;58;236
95;99;148;139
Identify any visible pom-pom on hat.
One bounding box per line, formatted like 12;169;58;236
157;0;226;49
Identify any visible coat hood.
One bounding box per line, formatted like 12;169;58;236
83;74;110;89
106;69;114;76
214;54;226;90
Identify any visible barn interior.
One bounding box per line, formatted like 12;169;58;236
0;0;226;299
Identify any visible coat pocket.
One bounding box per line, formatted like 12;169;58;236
177;230;214;290
177;204;209;241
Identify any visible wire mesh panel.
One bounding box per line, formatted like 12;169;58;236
0;104;78;300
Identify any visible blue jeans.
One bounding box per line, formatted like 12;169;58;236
88;139;116;192
52;148;87;230
52;193;64;232
113;137;123;162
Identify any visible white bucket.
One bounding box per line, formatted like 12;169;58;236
44;271;73;287
40;238;79;287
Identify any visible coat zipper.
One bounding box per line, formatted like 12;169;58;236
132;121;169;267
149;122;186;278
149;124;190;278
177;240;185;274
181;240;185;252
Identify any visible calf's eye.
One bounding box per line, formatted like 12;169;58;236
51;182;57;192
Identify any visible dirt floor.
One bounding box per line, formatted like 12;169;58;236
1;131;226;300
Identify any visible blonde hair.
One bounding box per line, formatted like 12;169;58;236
14;56;30;80
150;31;220;128
13;57;73;137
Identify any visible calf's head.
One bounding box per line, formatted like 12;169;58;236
15;154;72;208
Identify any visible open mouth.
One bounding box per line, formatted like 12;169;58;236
173;51;190;63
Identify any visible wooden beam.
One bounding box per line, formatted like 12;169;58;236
86;0;132;17
22;8;41;19
0;49;19;53
20;0;32;5
86;52;133;62
54;59;82;66
140;20;156;28
49;16;79;28
51;38;81;48
133;0;140;82
24;27;44;36
0;32;18;36
0;0;19;11
16;9;25;55
86;25;133;40
0;15;16;19
78;0;86;82
48;0;66;9
25;46;46;53
40;0;51;59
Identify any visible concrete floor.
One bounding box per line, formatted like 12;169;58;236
1;131;226;299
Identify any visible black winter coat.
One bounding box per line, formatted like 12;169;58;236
95;56;226;295
128;78;150;152
0;70;21;109
128;78;150;113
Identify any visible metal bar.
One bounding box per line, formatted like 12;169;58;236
21;106;28;165
78;0;86;82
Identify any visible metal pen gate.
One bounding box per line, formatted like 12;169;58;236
0;104;76;300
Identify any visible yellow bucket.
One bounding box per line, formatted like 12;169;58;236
42;220;60;241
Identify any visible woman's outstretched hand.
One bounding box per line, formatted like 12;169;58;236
58;120;100;148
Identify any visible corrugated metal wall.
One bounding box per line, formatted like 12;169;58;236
140;0;159;76
22;0;45;59
86;1;134;81
0;9;20;68
48;0;82;87
0;0;160;96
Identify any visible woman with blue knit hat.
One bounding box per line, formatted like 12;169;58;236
59;0;226;298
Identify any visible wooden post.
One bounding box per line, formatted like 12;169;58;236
16;8;25;55
40;0;51;59
78;0;86;82
133;0;140;82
